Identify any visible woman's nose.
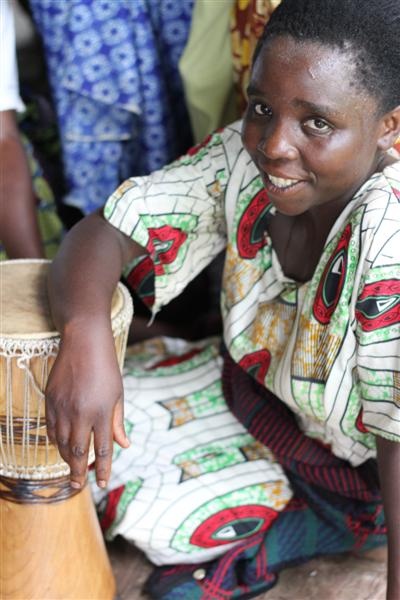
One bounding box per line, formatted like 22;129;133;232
257;121;298;161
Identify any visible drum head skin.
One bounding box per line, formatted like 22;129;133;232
0;259;126;339
1;260;56;338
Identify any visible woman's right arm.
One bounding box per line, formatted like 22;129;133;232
47;211;145;489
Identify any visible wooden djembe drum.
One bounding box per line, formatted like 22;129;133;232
0;260;133;599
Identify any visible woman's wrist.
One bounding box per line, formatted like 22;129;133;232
59;314;115;339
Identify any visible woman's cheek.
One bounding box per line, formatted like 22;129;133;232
241;119;258;156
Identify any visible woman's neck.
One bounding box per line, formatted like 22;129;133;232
267;153;396;282
268;205;345;283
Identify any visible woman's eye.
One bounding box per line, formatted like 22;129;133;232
253;103;272;117
304;118;332;134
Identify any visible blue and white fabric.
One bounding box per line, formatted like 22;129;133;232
29;0;194;214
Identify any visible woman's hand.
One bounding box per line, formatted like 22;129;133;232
45;320;130;489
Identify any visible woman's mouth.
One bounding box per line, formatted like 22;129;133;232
267;174;302;190
259;171;310;201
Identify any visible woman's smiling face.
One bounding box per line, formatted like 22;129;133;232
242;36;388;218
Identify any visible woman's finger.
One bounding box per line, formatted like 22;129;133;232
112;397;130;449
45;399;57;445
93;417;114;488
67;426;92;489
54;418;71;465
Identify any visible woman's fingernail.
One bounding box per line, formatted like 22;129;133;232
98;480;107;488
70;480;81;489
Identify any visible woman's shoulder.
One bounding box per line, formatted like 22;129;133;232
169;120;246;174
352;159;400;267
188;120;244;153
381;157;400;198
354;159;400;221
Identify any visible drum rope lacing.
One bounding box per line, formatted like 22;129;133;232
0;289;132;480
0;342;65;479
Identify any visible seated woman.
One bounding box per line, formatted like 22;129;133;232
45;1;400;598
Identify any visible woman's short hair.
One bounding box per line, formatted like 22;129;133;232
253;0;400;113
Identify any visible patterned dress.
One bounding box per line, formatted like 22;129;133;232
93;121;399;598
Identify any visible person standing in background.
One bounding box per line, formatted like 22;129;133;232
0;0;62;259
29;0;195;216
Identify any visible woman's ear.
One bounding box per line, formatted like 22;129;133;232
377;105;400;151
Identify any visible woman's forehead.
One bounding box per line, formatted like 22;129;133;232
249;36;380;122
253;36;353;83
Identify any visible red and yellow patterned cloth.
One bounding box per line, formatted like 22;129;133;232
231;0;282;114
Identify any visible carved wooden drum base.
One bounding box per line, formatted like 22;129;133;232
0;479;116;599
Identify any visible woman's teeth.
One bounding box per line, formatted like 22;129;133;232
268;174;300;189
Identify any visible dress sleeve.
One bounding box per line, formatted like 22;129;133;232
0;0;25;112
104;124;243;314
355;181;400;442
